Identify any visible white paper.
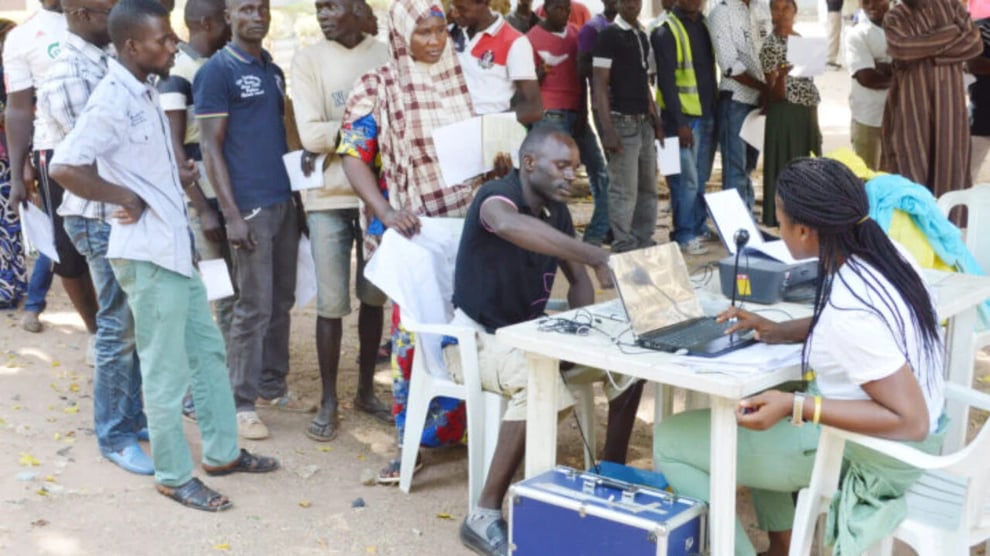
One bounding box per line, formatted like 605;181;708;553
739;109;766;150
481;113;527;168
198;258;234;301
364;217;464;377
283;150;327;191
432;117;484;187
676;342;802;375
655;137;681;176
295;236;318;309
786;36;827;78
703;189;815;265
20;203;60;264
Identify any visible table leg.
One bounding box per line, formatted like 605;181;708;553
524;353;559;478
709;396;738;555
944;307;977;452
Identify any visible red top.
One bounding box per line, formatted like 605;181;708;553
527;24;583;111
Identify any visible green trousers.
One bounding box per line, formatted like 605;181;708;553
110;259;239;487
654;409;821;556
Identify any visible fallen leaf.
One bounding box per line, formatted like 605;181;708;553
53;433;61;441
298;500;311;508
0;418;5;426
357;454;366;461
51;361;61;368
35;489;48;496
44;476;56;483
978;375;990;384
68;383;80;393
12;405;21;411
18;453;41;467
366;546;377;554
436;513;453;520
316;446;332;453
63;406;79;414
50;383;62;393
212;543;230;551
30;519;48;527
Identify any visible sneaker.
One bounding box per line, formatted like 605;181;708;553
237;411;269;440
459;517;508;556
85;335;96;367
681;238;709;256
21;311;42;333
256;392;317;413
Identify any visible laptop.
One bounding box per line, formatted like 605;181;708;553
610;243;757;357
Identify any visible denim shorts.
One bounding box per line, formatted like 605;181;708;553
307;208;387;318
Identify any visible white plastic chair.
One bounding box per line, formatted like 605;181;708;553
938;185;990;356
788;383;990;556
396;220;596;512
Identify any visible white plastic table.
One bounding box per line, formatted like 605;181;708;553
495;269;990;555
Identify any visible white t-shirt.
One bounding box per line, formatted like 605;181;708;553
808;249;944;433
2;9;67;93
845;19;890;128
454;14;538;115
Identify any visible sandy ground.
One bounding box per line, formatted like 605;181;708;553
3;18;990;556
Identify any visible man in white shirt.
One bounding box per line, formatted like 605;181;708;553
3;0;98;338
291;0;392;442
50;0;278;512
844;0;890;170
449;0;543;124
707;0;769;209
37;0;152;476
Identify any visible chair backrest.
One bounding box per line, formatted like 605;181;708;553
938;184;990;273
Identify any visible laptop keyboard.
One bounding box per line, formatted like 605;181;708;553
639;318;732;350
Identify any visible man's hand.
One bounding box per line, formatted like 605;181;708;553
677;125;693;150
736;390;792;430
383;207;421;238
875;62;893;77
301;149;320;177
601;129;623;154
178;159;200;188
294;193;309;237
226;214;257;251
592;261;614;289
7;179;28;215
651;112;665;145
197;205;224;243
112;192;147;225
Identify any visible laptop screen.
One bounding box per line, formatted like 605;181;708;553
609;243;704;337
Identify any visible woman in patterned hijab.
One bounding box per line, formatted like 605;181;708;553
338;0;478;482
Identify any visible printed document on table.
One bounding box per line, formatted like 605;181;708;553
295;236;318;309
20;203;60;263
198;258;234;301
787;36;827;77
739;109;765;150
655;137;681;175
283;150;326;191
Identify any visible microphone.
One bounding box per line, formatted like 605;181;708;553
730;229;750;309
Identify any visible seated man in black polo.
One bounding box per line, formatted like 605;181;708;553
450;127;644;556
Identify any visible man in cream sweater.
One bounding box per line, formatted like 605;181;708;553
291;0;390;442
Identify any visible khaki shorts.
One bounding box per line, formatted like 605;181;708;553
444;309;635;421
307;209;387;318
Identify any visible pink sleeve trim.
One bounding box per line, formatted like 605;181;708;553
479;195;518;232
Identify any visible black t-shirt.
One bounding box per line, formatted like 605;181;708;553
970;18;990;137
593;22;651;115
452;171;575;332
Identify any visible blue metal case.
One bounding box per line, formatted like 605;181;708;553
508;466;706;555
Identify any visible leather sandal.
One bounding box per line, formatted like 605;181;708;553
203;449;280;477
156;478;232;512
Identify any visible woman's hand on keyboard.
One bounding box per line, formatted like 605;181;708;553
717;307;781;343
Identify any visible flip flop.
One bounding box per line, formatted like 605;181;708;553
203;449;280;477
304;415;339;442
376;456;423;485
156;478;232;512
354;397;395;424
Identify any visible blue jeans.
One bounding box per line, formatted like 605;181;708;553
23;254;54;313
63;216;146;454
666;114;716;244
717;95;759;209
533;109;611;243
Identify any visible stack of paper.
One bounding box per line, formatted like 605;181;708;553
674;342;803;376
432;114;528;186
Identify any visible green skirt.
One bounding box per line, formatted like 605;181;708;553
762;101;822;226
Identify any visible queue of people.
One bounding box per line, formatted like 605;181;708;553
0;0;986;554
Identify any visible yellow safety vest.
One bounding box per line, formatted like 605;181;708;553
655;14;704;117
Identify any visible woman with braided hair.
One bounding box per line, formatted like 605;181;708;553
654;157;946;555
